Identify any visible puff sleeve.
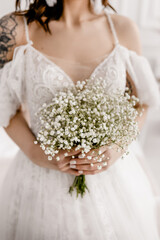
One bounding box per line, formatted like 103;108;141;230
0;46;26;127
125;50;160;109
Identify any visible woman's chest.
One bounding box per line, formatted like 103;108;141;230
24;46;127;106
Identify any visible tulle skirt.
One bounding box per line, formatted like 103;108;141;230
0;141;159;240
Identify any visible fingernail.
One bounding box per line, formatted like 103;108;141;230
70;160;76;164
87;156;92;160
72;156;75;158
90;163;94;167
102;154;105;158
78;170;83;174
78;153;85;158
70;165;76;168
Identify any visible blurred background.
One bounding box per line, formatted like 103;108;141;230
0;0;160;189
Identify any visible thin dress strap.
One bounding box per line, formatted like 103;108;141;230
23;16;33;45
103;8;119;46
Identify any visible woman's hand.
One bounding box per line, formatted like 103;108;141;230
66;104;148;175
31;143;124;176
66;144;124;175
30;144;84;176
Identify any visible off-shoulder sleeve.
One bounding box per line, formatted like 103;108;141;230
0;46;26;127
125;50;160;109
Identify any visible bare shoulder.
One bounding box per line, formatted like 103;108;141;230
0;12;26;68
111;14;142;55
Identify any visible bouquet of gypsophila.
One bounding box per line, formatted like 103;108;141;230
34;77;143;198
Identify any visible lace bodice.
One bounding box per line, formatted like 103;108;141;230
0;8;160;134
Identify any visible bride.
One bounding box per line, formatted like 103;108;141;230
0;0;160;239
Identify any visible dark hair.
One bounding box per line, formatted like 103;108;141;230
15;0;116;34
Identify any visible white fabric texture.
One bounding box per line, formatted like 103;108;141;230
0;46;26;127
0;9;160;240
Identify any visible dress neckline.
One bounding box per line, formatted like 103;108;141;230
42;52;111;65
27;43;120;86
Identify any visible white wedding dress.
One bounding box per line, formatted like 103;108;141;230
0;9;160;240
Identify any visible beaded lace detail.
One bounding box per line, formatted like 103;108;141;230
21;9;126;135
0;8;159;131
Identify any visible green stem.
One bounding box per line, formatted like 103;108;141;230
69;175;90;198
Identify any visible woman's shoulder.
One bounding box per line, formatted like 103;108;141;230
0;11;26;67
110;13;142;55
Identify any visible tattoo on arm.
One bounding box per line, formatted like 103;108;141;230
0;13;18;69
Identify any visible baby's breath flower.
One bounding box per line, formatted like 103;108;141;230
35;77;142;198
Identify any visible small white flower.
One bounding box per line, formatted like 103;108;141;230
42;145;45;150
98;150;102;155
48;156;52;161
97;165;102;170
50;130;55;136
93;138;97;143
56;156;60;161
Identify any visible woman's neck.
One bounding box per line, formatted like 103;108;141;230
60;0;94;27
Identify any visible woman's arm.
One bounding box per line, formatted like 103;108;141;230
4;110;82;175
0;13;82;176
4;110;58;169
0;12;26;68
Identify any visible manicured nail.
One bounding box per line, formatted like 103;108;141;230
72;156;75;158
78;171;83;174
70;165;76;168
102;154;105;158
87;156;92;160
78;153;86;158
90;163;94;167
70;160;76;164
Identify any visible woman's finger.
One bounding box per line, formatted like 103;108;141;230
74;164;108;175
64;147;83;157
69;161;108;171
68;150;110;165
61;165;81;176
77;145;108;159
